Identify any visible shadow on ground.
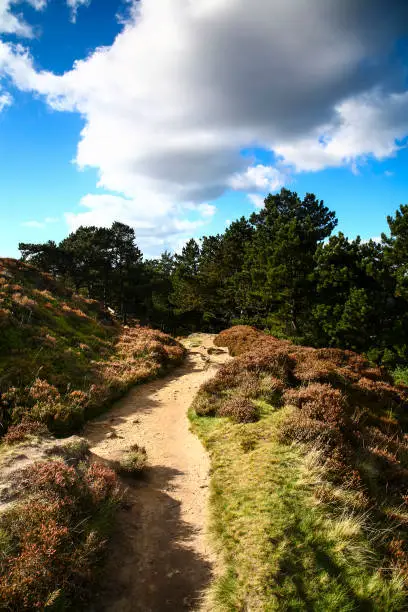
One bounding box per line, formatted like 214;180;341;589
89;465;213;612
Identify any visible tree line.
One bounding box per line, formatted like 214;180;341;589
19;189;408;366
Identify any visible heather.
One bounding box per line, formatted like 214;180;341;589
0;258;185;436
0;449;121;610
190;325;408;610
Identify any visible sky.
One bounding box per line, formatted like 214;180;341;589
0;0;408;258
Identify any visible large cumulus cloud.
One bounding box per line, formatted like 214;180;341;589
1;0;408;251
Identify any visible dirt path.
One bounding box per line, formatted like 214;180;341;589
86;333;230;612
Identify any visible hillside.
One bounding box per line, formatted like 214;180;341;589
0;258;186;610
190;326;408;610
0;258;185;436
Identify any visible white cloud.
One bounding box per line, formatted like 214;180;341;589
65;193;213;255
0;0;88;37
247;194;265;209
66;0;90;23
230;164;285;192
22;220;45;228
0;0;48;38
2;0;408;250
21;216;59;228
199;203;216;218
0;90;11;110
275;91;408;173
361;236;382;244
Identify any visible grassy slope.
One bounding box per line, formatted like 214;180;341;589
0;258;185;609
190;326;408;611
0;258;185;435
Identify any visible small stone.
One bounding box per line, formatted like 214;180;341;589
106;431;118;439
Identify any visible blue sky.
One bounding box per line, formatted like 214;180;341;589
0;0;408;257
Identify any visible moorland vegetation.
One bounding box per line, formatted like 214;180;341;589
190;325;408;610
0;257;184;436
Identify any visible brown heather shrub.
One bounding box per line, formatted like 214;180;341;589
279;413;343;449
283;383;347;425
0;459;121;610
44;333;57;345
293;351;347;385
194;394;218;416
362;425;408;463
28;378;60;403
0;307;10;327
68;389;88;407
238;347;295;382
214;325;261;355
215;325;293;357
218;397;259;423
11;293;36;309
349;377;407;412
3;421;49;444
238;373;263;399
200;360;243;394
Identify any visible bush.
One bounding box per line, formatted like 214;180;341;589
283;383;347;424
45;437;90;462
117;444;148;475
3;421;49;445
194;393;219;416
0;459;121;610
218;397;259;423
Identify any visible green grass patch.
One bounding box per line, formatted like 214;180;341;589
394;366;408;386
190;403;405;611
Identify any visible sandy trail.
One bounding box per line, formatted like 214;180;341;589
86;333;230;612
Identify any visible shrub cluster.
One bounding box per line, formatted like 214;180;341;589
0;458;121;610
205;325;408;579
